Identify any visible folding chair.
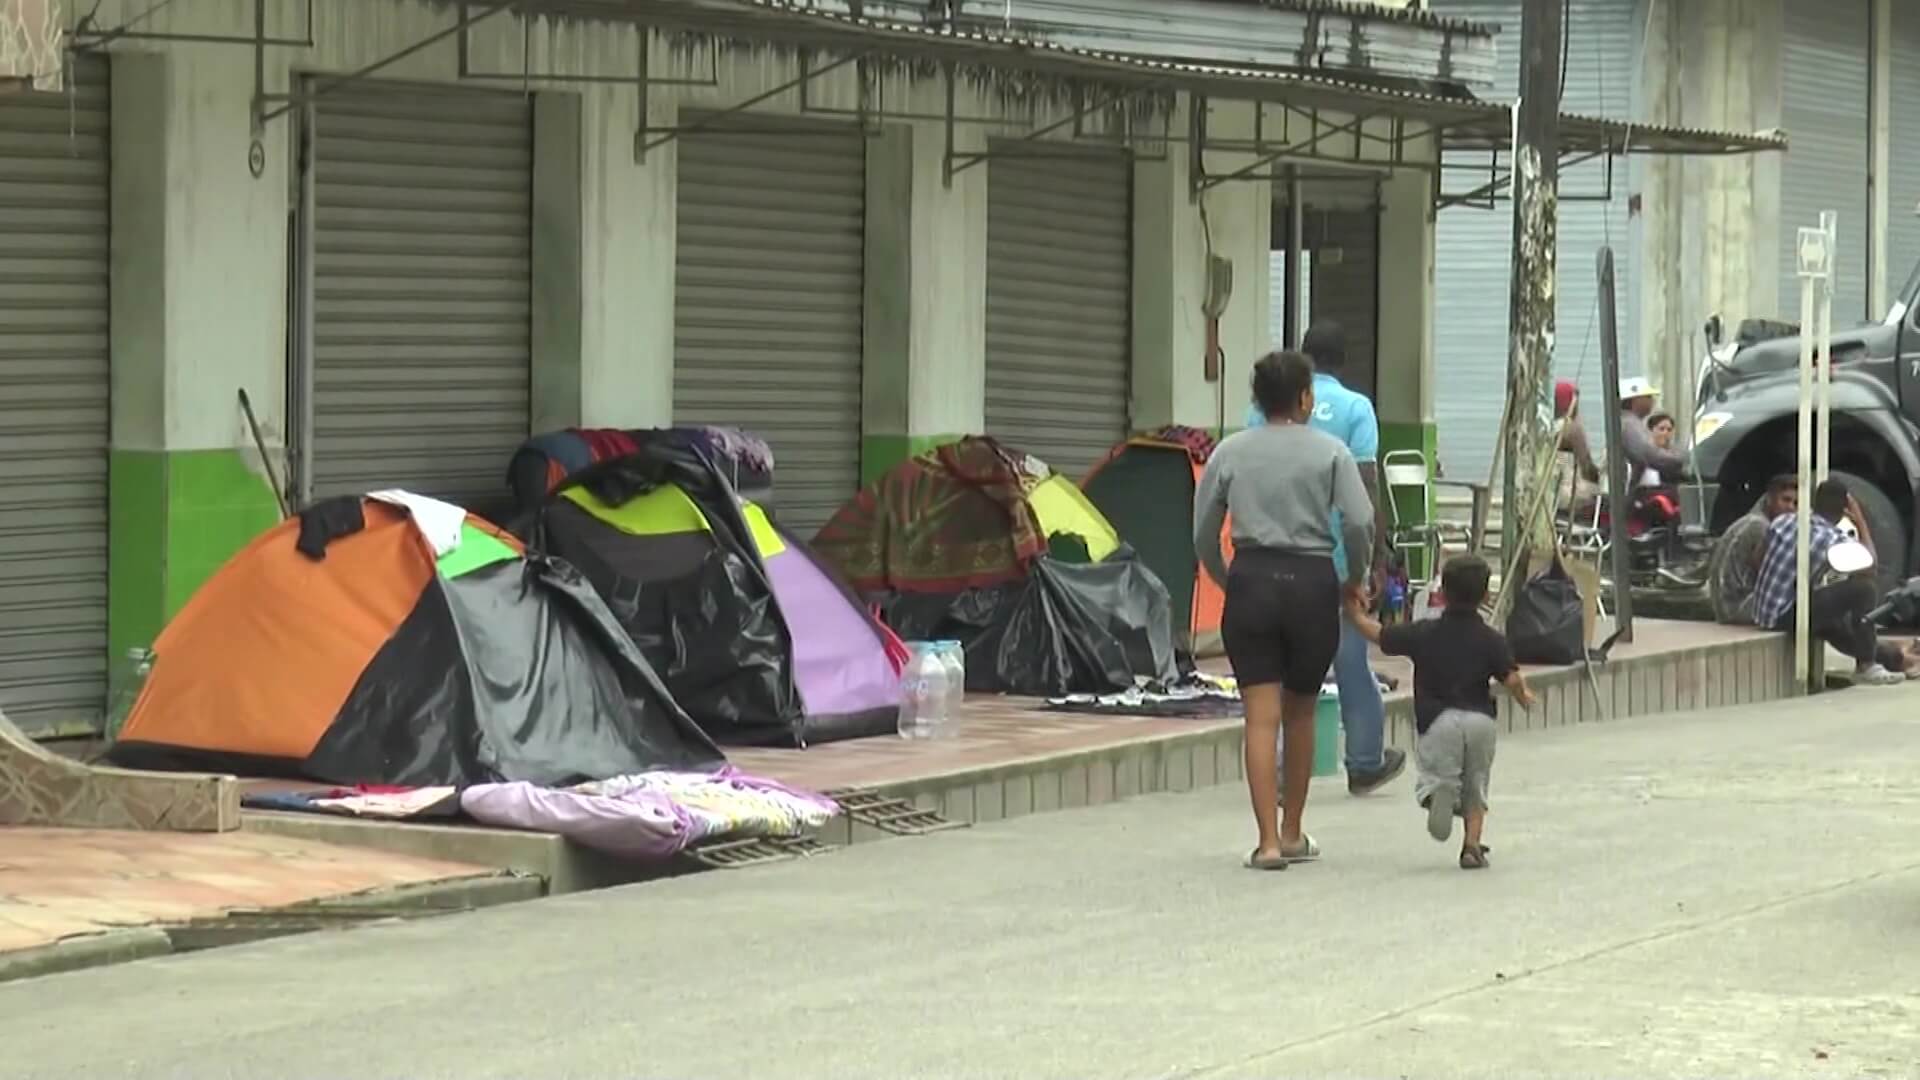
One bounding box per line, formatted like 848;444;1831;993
1381;450;1471;587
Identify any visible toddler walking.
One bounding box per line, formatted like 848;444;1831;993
1346;554;1533;869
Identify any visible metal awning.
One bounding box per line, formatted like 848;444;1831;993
520;0;1786;158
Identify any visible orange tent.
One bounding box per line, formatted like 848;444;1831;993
1081;430;1232;656
110;498;720;786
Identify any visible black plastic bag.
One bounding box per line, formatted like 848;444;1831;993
1505;558;1586;665
882;551;1178;696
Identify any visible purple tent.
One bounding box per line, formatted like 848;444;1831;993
764;540;904;729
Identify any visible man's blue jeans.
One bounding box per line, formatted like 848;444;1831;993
1275;613;1387;775
1330;613;1387;772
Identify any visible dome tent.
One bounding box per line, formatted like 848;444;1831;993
812;436;1178;697
1081;427;1231;657
110;495;721;787
514;430;907;748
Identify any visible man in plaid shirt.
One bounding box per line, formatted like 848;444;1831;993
1751;478;1906;686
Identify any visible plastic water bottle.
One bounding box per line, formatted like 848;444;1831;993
897;643;948;740
935;641;967;739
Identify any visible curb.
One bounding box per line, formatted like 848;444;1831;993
0;928;173;985
0;871;545;985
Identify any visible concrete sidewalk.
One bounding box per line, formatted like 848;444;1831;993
4;687;1919;1078
0;827;531;983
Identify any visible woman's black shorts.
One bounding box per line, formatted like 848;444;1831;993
1221;547;1341;695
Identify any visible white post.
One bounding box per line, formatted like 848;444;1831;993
1817;211;1837;484
1794;224;1831;693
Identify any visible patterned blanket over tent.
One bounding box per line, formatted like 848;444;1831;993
812;436;1116;594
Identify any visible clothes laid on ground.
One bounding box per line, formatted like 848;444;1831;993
461;767;839;859
1045;672;1242;718
1379;607;1517;735
241;786;462;819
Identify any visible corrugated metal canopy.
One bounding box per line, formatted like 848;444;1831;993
525;0;1786;157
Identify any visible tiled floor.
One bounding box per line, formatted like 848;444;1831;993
0;827;491;954
728;618;1778;793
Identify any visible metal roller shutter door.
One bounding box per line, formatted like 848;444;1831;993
0;58;110;735
674;127;865;537
1429;0;1637;486
985;150;1132;480
309;82;533;510
1780;0;1871;323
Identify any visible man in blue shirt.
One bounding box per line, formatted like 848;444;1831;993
1751;477;1904;686
1245;321;1406;793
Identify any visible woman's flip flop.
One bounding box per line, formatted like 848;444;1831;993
1244;849;1289;871
1280;833;1320;863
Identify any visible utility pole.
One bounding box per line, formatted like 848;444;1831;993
1495;0;1564;615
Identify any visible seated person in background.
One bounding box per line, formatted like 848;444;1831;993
1750;478;1912;686
1619;380;1689;488
1553;381;1602;520
1712;474;1796;626
1555;380;1601;486
1639;412;1679;488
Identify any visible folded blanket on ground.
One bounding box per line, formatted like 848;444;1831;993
460;767;839;859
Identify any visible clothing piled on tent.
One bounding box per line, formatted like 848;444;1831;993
1082;427;1232;656
507;426;774;523
110;496;723;787
813;437;1119;593
814;436;1179;697
515;431;905;748
462;767;840;859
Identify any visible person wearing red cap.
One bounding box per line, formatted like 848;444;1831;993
1554;380;1600;490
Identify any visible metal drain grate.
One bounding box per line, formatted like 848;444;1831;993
686;834;834;869
826;788;969;836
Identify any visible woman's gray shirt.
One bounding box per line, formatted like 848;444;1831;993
1193;424;1374;588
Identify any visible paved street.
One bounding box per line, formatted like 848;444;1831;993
6;689;1920;1079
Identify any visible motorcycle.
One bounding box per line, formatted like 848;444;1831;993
1578;483;1716;597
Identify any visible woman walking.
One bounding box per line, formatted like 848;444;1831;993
1194;350;1374;870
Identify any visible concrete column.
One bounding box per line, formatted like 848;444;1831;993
530;92;582;434
1637;0;1786;409
108;47;286;662
1133;96;1272;434
1376;165;1436;440
577;81;676;429
858;118;987;482
1869;0;1892;316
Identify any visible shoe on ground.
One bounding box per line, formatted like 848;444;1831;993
1854;664;1904;687
1459;844;1490;870
1347;747;1408;796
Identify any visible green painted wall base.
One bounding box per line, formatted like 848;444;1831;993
108;449;282;664
860;433;965;486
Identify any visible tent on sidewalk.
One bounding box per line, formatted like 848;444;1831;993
1081;426;1230;656
811;436;1179;696
514;430;906;748
109;495;722;787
